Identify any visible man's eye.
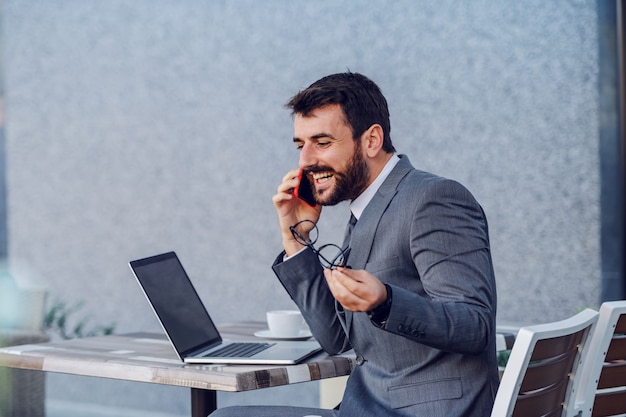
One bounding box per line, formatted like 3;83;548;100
317;142;331;148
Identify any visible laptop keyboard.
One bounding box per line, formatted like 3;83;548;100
206;342;275;358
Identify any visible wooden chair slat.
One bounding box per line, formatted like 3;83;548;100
614;314;626;334
591;388;626;417
597;360;626;389
604;335;626;362
520;349;578;392
511;379;568;417
530;330;584;361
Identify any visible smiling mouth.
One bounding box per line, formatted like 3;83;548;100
311;172;333;185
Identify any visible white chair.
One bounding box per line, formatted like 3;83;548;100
491;308;598;417
572;301;626;417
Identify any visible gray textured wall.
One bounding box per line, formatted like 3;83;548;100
3;0;600;415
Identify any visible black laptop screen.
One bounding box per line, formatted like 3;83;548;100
130;252;221;357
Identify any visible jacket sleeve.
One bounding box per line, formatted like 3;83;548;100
272;248;352;354
381;178;497;355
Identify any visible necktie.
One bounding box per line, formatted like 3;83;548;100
343;213;357;245
340;213;357;265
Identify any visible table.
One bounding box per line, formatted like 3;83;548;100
0;322;355;417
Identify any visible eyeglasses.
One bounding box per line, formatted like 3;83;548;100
289;219;349;269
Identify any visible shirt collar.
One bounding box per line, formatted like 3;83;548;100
350;153;400;220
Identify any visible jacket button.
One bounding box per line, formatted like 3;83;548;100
356;355;365;365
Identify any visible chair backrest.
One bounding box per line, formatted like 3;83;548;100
491;308;598;417
573;301;626;417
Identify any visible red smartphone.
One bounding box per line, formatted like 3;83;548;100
294;171;317;207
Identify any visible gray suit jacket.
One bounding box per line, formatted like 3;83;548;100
273;155;499;417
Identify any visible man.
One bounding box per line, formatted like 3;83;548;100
211;72;499;416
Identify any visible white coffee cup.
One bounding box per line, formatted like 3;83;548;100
266;310;304;338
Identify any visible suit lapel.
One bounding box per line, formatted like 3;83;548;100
348;155;413;269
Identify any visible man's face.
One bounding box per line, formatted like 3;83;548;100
293;104;370;206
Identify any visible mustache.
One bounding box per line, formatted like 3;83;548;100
304;166;336;175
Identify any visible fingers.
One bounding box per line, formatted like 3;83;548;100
273;169;299;205
324;268;386;312
278;169;301;194
272;188;294;208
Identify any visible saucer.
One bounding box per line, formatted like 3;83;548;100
254;329;313;341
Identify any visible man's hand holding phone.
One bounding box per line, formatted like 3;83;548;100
273;169;321;256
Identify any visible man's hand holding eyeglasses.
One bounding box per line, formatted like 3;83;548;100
324;267;388;312
273;168;321;256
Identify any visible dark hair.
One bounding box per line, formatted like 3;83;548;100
286;72;395;153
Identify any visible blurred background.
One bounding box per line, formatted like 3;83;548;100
0;1;623;416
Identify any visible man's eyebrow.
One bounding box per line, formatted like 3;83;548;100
292;132;335;143
311;132;333;140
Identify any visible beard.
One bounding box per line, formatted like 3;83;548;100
311;143;370;206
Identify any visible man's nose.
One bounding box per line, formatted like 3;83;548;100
299;143;317;168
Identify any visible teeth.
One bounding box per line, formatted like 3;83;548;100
312;172;332;180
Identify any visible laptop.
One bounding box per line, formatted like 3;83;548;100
129;251;322;365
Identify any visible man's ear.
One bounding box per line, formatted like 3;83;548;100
362;124;385;158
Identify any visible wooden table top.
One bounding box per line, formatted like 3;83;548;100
0;322;355;392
